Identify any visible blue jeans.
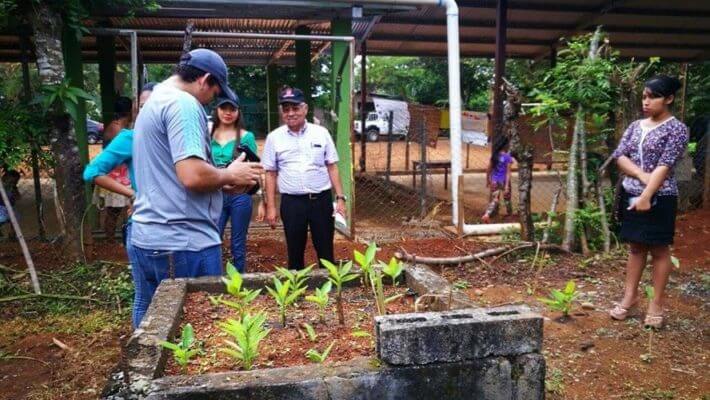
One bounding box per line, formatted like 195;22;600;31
131;244;222;328
218;193;252;273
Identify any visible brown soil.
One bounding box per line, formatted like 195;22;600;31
165;285;414;375
673;208;710;271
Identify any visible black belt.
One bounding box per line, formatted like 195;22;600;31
282;190;331;200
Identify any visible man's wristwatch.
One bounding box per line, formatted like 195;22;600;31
335;194;347;202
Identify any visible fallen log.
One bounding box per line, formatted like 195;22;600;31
395;243;569;265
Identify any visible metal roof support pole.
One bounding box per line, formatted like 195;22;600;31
97;33;117;125
295;25;313;120
266;63;279;133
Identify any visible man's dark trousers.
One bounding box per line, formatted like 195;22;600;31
280;190;335;269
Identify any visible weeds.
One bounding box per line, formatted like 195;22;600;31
538;280;578;318
305;341;335;363
219;312;271;370
159;324;199;373
305;281;332;323
545;368;565;395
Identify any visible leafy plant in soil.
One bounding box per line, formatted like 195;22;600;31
275;265;313;301
640;285;655;363
305;341;336;363
220;262;261;317
159;323;199;373
266;277;306;327
305;281;332;323
537;280;578;320
369;269;404;316
302;323;318;342
354;242;378;286
321;259;359;325
380;257;404;286
219;312;271;370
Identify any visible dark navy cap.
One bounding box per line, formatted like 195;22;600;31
278;87;306;105
215;96;240;108
179;48;237;102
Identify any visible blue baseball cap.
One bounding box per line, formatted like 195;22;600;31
278;87;306;105
179;48;237;102
215;96;240;108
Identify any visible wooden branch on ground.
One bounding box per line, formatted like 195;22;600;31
0;178;41;294
0;292;100;303
395;243;569;265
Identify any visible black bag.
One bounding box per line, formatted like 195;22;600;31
231;139;261;196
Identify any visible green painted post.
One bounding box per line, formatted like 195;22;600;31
330;19;353;235
61;27;91;201
96;34;116;126
266;63;279;132
295;25;313;120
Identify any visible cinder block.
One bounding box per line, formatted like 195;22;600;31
375;305;543;366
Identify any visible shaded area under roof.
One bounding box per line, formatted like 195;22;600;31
3;0;710;64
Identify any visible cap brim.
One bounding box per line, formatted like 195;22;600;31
218;82;238;103
278;99;304;105
216;98;239;108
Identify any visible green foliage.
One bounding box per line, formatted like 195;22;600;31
302;323;318;342
545;368;565;395
644;285;655;301
219;312;270;370
159;324;199;372
354;242;378;285
275;265;313;301
380;257;404;286
266;277;306;326
305;281;332;323
321;259;359;324
368;268;403;316
220;262;261;317
305;341;335;364
33;79;94;121
538;280;579;317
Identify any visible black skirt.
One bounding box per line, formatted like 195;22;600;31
619;189;677;246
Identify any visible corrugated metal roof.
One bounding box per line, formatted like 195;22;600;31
4;0;710;63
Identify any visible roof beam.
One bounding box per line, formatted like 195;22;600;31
377;17;710;36
455;1;710;18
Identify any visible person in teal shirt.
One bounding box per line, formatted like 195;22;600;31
211;97;264;272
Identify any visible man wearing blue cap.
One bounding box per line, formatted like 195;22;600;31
129;48;262;326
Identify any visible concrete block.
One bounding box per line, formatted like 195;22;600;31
376;305;543;366
404;264;471;311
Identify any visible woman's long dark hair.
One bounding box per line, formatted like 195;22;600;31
211;103;245;141
489;135;510;171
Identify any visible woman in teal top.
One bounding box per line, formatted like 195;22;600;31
211;97;264;272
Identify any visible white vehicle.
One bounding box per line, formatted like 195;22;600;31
354;97;410;142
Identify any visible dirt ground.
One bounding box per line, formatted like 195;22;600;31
0;208;708;399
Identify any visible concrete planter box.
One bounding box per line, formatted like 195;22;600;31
103;265;545;400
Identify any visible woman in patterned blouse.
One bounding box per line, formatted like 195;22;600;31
609;75;689;329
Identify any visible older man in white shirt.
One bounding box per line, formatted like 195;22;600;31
262;86;347;269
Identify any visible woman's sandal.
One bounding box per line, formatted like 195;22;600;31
643;313;664;329
609;302;638;320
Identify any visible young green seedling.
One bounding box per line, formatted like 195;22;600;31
219;312;271;370
369;269;404;316
220;262;261;317
641;285;655;363
159;323;199;373
305;341;336;363
266;277;306;327
302;323;318;342
354;242;378;286
275;264;313;301
321;259;359;325
537;280;578;318
305;281;332;324
380;257;404;286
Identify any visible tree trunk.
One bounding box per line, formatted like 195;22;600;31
31;3;85;259
502;79;535;241
562;107;583;251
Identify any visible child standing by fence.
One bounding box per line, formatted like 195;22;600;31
482;136;514;223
